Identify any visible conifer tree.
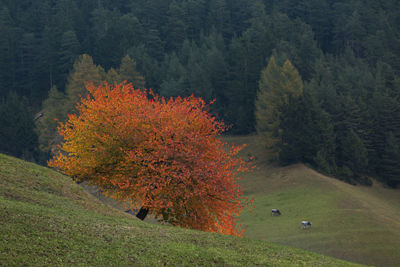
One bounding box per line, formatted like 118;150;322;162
17;33;38;99
339;129;368;181
64;54;106;113
128;45;161;92
160;52;188;97
59;30;81;76
37;54;106;156
180;0;207;40
37;25;59;90
0;91;38;159
368;90;400;179
255;56;303;158
279;92;335;169
207;0;231;39
118;55;146;88
0;7;19;97
380;132;400;187
144;29;164;61
36;86;67;155
163;0;186;52
105;68;120;84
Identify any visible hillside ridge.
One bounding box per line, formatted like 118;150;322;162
229;135;400;267
304;165;400;229
0;153;361;266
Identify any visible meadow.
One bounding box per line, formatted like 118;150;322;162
0;153;360;266
228;135;400;267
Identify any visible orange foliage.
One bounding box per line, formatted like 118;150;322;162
49;82;252;236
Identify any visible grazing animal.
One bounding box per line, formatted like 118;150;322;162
301;221;312;229
271;209;281;216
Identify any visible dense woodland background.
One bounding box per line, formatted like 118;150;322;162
0;0;399;187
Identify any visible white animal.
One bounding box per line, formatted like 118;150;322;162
301;221;312;229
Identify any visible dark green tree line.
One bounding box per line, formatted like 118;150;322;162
0;0;399;186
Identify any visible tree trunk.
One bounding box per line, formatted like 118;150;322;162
136;207;149;220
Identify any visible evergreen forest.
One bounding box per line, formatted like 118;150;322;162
0;0;399;187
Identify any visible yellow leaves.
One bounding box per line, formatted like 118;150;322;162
255;56;303;157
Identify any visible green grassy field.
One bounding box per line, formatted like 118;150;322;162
226;135;400;267
0;153;361;266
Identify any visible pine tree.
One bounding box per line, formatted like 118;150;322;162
202;33;229;112
181;0;207;40
105;67;120;84
118;55;146;88
207;0;232;39
380;132;400;187
186;40;213;101
159;52;188;97
333;8;367;57
188;61;213;101
0;91;38;160
59;30;81;77
301;0;333;52
0;7;19;97
91;7;111;41
163;0;186;52
226;34;266;134
128;45;161;91
115;14;143;50
144;29;164;61
17;33;38;98
369;90;400;180
255;56;303;158
279;91;335;170
64;54;106;113
36;26;59;91
36;86;67;154
38;54;106;157
339;129;368;181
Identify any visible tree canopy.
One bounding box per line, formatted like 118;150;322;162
49;82;251;236
255;56;303;158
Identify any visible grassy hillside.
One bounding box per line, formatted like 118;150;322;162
0;153;360;266
227;135;400;267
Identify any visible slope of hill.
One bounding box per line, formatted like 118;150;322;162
0;153;360;266
227;135;400;267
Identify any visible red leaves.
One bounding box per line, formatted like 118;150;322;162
49;82;252;236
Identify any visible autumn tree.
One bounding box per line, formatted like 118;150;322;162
255;56;303;159
37;54;106;156
64;54;106;113
117;55;146;88
49;82;251;236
